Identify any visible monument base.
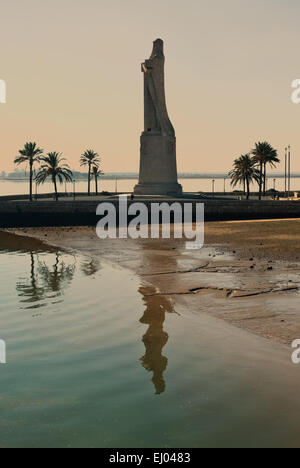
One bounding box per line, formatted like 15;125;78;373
134;182;182;196
134;132;182;196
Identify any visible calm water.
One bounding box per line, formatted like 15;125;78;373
1;178;300;196
1;232;300;448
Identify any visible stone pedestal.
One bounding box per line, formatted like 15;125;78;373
134;132;182;195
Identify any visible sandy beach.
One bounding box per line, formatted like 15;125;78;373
5;218;300;347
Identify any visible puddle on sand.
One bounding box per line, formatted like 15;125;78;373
0;233;300;447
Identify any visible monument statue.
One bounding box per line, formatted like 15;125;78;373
134;39;182;195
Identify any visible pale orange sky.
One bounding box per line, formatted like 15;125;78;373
1;0;300;174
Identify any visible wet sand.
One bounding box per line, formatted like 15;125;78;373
5;219;300;346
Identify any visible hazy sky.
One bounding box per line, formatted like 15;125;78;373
1;0;300;173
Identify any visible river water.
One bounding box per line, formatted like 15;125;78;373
1;178;300;197
1;232;300;448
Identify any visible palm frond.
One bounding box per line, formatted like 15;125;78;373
229;154;259;188
35;151;73;185
14;141;43;165
251;141;279;167
80;149;101;167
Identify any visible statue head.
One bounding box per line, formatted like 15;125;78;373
151;39;164;59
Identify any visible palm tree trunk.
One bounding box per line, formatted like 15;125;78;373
53;175;58;201
263;163;267;196
88;164;91;196
259;162;263;200
95;175;98;195
246;178;250;200
29;161;33;202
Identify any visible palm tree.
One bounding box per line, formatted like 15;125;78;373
229;154;260;200
263;149;280;196
252;142;279;199
91;166;103;195
80;150;100;196
14;142;43;201
35;152;73;201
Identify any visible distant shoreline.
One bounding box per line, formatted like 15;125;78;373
2;172;300;181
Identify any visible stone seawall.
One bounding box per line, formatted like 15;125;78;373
0;199;299;228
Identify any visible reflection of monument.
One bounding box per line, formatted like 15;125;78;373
139;285;174;394
134;39;182;196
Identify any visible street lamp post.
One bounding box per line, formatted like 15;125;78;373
288;145;291;198
73;180;76;201
212;179;215;197
223;178;226;195
285;147;287;197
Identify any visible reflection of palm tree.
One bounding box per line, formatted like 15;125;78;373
16;251;75;309
16;252;45;306
81;258;101;277
139;285;174;395
37;253;75;293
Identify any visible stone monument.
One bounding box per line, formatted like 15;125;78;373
134;39;182;195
